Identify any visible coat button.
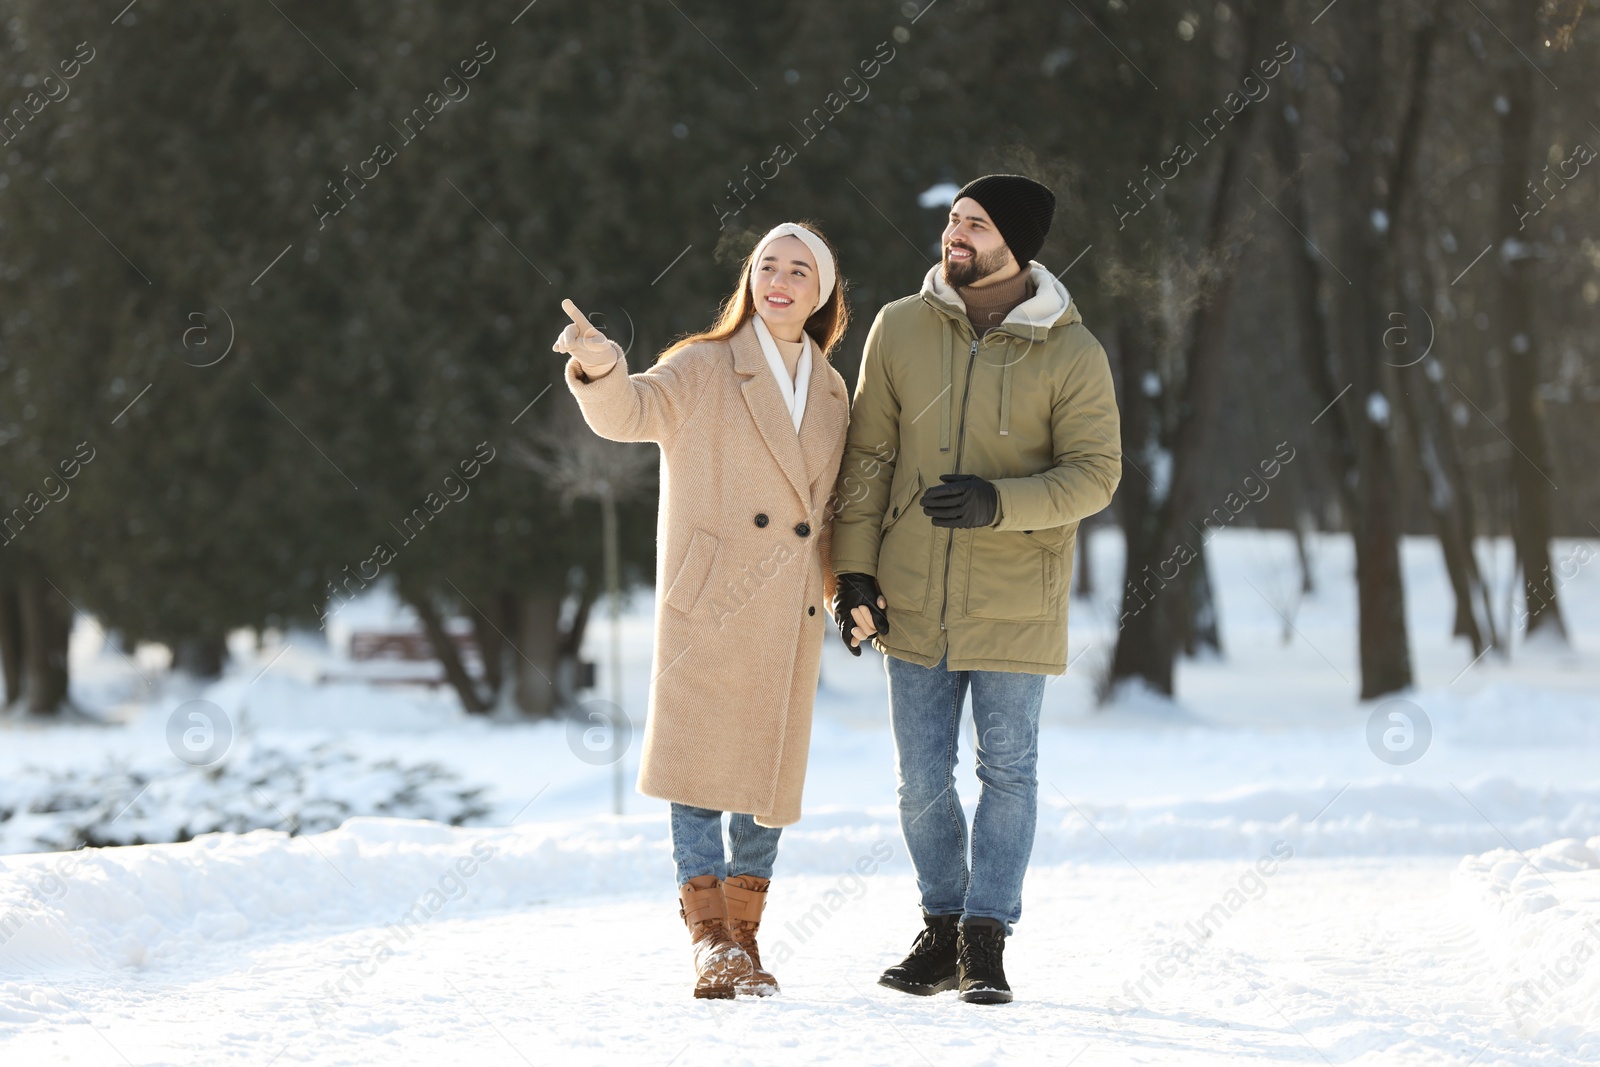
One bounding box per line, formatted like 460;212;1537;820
754;513;769;527
794;522;811;537
808;606;816;616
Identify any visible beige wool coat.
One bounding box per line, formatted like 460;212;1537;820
562;314;850;827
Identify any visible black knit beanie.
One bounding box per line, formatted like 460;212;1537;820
952;174;1056;267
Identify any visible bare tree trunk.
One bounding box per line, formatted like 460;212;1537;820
410;592;491;714
1328;7;1416;699
1266;5;1415;696
556;572;598;707
1178;547;1222;658
1403;383;1491;655
1267;4;1420;697
1107;314;1177;696
18;579;71;715
1493;0;1566;644
1398;232;1498;656
1292;509;1316;596
513;592;561;719
1264;101;1336;609
0;583;22;707
1416;229;1502;654
1386;1;1492;657
1267;102;1356;523
559;583;595;662
173;635;227;678
470;595;509;705
1107;0;1278;696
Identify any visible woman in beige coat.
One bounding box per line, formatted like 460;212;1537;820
553;222;850;1000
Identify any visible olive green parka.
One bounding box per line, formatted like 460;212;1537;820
829;261;1122;674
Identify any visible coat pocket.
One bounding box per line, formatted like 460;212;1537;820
876;469;931;613
964;525;1065;622
664;528;721;616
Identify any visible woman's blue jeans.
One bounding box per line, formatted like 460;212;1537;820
669;802;782;887
884;651;1046;934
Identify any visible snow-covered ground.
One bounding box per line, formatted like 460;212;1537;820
2;529;1598;1065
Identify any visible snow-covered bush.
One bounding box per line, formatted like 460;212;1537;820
0;742;491;853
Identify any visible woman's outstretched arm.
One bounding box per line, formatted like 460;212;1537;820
555;298;713;444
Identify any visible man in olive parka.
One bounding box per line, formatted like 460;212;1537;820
830;174;1122;1004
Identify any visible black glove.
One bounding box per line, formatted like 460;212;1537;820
920;473;999;528
833;572;890;657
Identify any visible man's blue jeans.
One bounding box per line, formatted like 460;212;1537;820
669;802;782;887
885;651;1046;934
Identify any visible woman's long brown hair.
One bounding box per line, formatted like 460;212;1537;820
654;220;849;364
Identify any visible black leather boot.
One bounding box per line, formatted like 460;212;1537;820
878;913;961;995
957;917;1013;1004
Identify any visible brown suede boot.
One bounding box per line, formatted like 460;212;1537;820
723;875;780;996
678;874;754;1000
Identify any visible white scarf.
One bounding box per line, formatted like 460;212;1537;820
751;314;811;432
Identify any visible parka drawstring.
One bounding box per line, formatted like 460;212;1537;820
939;320;952;452
999;343;1013;436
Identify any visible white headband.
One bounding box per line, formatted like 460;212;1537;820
749;222;836;317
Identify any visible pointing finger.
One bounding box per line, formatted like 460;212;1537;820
561;298;599;335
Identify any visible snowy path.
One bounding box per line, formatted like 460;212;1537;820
3;529;1598;1063
3;830;1596;1066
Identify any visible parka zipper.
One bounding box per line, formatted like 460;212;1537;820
939;335;981;632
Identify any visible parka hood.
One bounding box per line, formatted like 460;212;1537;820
920;260;1082;339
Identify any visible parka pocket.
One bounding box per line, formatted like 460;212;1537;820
964;524;1066;622
876;469;931;613
664;528;720;616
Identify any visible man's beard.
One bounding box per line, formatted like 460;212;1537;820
941;242;1012;288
